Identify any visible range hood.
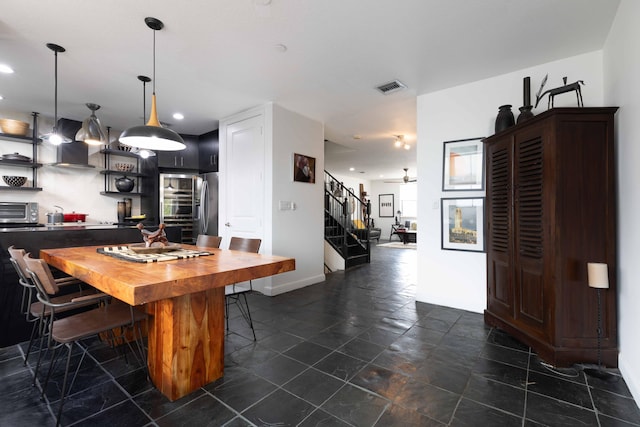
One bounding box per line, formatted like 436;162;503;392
49;118;95;168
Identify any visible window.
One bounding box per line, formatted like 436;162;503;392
399;182;417;218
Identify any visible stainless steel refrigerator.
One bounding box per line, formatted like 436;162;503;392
159;173;218;243
196;172;219;237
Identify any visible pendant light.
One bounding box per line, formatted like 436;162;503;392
133;75;156;159
119;17;185;151
40;43;71;145
75;103;107;146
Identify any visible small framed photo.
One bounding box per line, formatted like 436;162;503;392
441;197;485;252
379;194;394;217
293;153;316;183
442;137;485;191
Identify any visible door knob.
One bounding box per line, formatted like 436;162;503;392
225;222;231;227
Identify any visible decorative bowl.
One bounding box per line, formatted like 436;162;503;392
118;142;132;152
114;162;135;172
2;175;27;187
0;119;30;136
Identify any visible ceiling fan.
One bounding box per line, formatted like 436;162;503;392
384;168;417;183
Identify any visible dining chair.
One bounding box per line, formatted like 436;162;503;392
226;237;261;341
196;234;222;249
24;253;147;427
7;246;97;366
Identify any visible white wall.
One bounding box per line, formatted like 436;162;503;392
370;180;402;239
0;111;144;222
603;0;640;405
416;51;605;313
267;103;325;295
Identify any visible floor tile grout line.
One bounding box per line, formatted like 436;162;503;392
57;339;154;427
585;371;604;427
522;347;531;427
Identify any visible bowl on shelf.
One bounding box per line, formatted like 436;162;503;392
118;142;132;152
114;162;135;172
0;119;30;136
2;175;27;187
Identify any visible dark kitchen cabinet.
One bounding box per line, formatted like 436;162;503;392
157;134;199;170
484;107;618;367
198;129;219;172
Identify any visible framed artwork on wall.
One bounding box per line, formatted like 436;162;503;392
442;137;485;191
293;153;316;183
441;197;485;252
379;194;394;217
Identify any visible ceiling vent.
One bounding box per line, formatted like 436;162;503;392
376;80;407;95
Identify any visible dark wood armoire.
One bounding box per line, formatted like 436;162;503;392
484;107;618;367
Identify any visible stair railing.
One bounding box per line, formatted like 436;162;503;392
324;171;372;265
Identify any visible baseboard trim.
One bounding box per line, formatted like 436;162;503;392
619;352;640;407
261;274;326;296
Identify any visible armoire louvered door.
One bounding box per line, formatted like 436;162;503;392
484;107;618;368
513;134;546;335
486;138;514;320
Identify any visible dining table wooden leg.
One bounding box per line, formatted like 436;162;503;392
146;287;225;401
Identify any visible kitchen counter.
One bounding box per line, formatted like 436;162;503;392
0;224;182;347
0;224;144;232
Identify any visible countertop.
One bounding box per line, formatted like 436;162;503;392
0;223;174;232
0;224;139;232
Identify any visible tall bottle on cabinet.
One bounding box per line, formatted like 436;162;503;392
484;107;618;368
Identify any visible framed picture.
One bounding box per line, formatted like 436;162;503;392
379;194;394;217
293;153;316;183
441;197;485;252
442;137;485;191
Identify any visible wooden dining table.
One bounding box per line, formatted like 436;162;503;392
40;244;295;401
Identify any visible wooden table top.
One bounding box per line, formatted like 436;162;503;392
40;244;295;306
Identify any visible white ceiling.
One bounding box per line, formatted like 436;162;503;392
0;0;620;180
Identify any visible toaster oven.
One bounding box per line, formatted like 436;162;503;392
0;202;39;224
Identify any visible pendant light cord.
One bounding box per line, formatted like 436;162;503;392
53;49;58;131
152;27;156;96
142;80;147;124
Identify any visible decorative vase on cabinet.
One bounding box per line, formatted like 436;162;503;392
494;104;515;133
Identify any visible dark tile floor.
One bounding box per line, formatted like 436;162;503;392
1;243;640;426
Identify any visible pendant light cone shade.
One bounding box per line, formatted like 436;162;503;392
76;103;107;146
119;17;185;151
40;43;71;145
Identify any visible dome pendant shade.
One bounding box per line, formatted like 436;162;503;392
119;17;185;151
76;103;107;146
120;94;185;150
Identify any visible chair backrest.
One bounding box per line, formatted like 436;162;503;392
196;234;222;249
228;237;261;253
8;246;29;282
23;253;60;296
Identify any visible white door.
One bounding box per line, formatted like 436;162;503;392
223;114;264;246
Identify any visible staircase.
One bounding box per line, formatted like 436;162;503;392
324;171;372;269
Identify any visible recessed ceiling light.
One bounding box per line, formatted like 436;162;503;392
349;167;355;171
172;113;184;120
275;44;287;53
0;64;14;74
0;95;3;100
379;174;384;178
